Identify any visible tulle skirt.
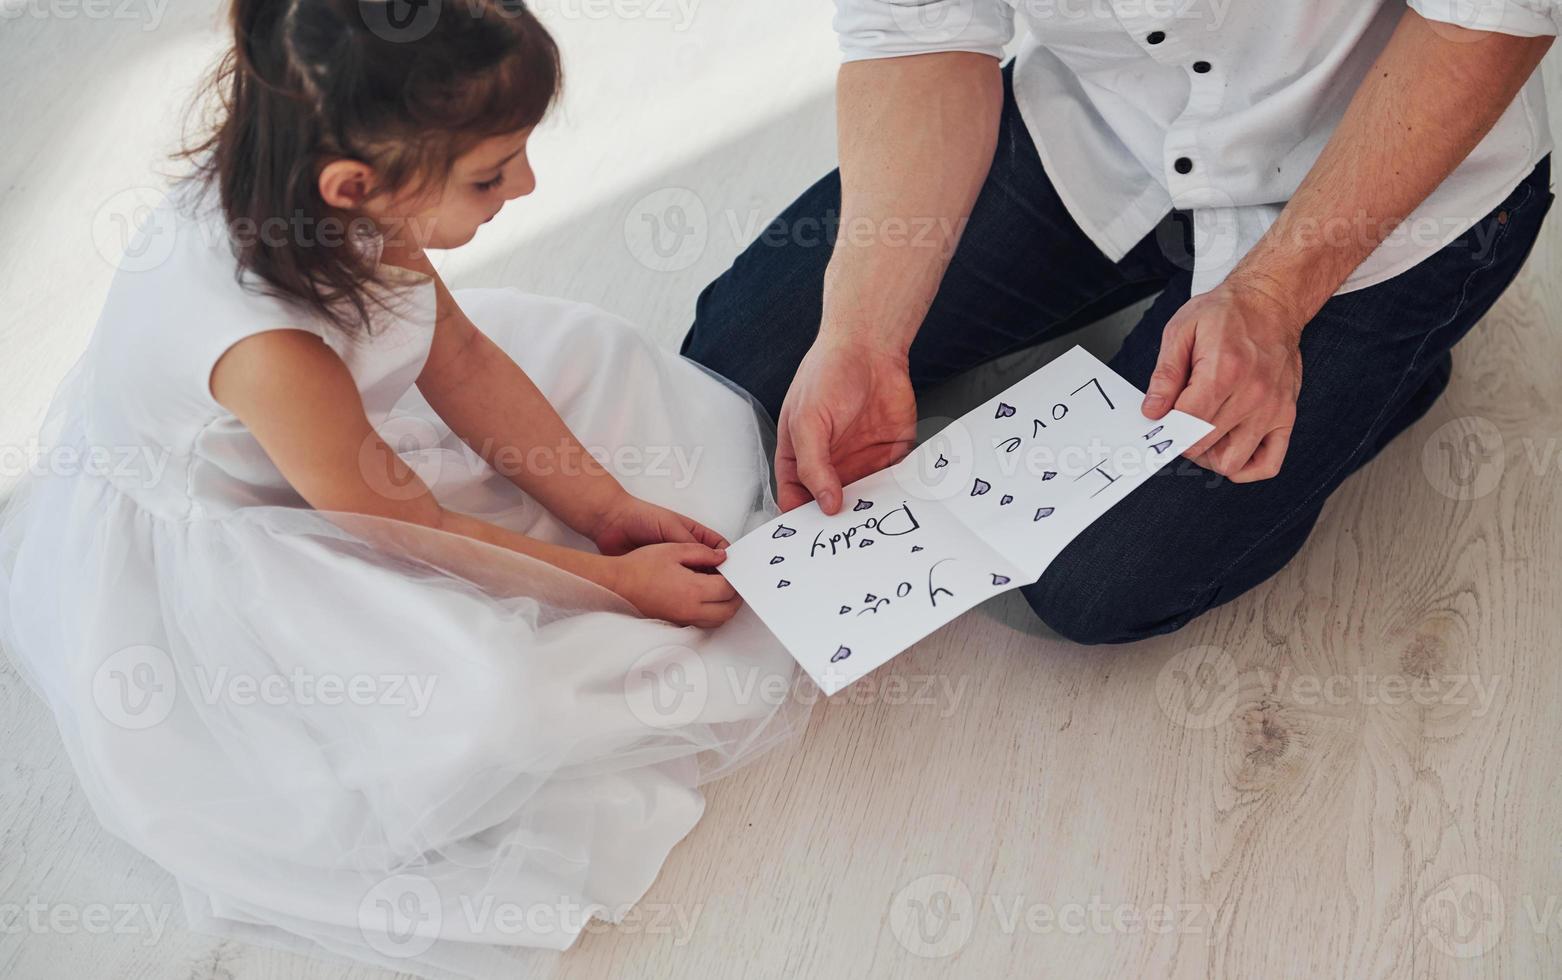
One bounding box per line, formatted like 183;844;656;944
0;289;810;979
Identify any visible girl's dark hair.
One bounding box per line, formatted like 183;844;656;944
181;0;561;333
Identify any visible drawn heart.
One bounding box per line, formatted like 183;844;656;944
777;579;791;588
769;556;784;565
1000;494;1013;505
830;646;852;663
773;524;796;539
991;574;1011;586
839;606;851;615
1041;471;1057;481
995;402;1016;419
860;538;875;547
934;454;949;469
1033;507;1054;521
853;498;873;511
971;478;991;496
911;545;924;553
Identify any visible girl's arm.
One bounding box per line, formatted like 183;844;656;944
210;329;743;627
405;256;732;556
411;260;627;542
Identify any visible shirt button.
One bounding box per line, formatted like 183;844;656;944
1147;30;1166;44
1193;60;1211;73
1174;157;1193;174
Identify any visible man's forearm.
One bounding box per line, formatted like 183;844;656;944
1230;9;1553;328
822;52;1003;353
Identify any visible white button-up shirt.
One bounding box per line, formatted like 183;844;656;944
834;0;1558;297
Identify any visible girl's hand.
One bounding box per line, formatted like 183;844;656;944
609;543;742;628
591;495;730;557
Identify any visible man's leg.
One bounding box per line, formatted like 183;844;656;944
1023;156;1555;644
681;60;1180;422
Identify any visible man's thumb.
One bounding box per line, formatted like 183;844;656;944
792;417;843;514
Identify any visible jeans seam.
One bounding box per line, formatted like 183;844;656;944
1191;179;1534;604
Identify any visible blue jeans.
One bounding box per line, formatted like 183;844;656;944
680;62;1554;644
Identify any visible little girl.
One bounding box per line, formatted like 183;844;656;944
0;1;805;975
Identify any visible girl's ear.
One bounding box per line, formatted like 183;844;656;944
318;159;376;210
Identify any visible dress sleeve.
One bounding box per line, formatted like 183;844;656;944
100;184;330;420
833;0;1016;62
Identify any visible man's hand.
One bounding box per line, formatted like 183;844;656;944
1138;9;1553;488
775;334;919;514
1142;277;1306;482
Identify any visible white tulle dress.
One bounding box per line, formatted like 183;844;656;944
0;179;808;979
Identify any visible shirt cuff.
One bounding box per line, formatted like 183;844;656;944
1407;0;1559;36
833;0;1015;62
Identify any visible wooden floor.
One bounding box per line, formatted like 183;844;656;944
4;4;1562;978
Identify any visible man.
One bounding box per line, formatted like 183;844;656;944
682;1;1557;643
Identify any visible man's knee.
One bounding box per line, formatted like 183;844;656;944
1018;549;1211;646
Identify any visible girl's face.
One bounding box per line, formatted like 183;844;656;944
353;128;538;255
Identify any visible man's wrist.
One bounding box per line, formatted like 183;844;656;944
816;313;917;360
1222;264;1319;344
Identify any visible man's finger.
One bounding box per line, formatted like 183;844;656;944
1230;426;1293;483
774;413;811;512
791;413;844;515
1206;418;1267;476
1182;388;1238;460
1143;322;1195;418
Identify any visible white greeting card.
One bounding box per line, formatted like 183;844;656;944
720;346;1213;695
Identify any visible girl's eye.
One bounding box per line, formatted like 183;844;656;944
474;174;504;193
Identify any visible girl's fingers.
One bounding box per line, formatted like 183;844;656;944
689;519;729;550
697;572;737;603
674;542;725;569
696;596;743;627
661;517;696;544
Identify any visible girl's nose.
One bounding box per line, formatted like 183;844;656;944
509;168;537;201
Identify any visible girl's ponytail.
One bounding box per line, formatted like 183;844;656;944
181;0;561;334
